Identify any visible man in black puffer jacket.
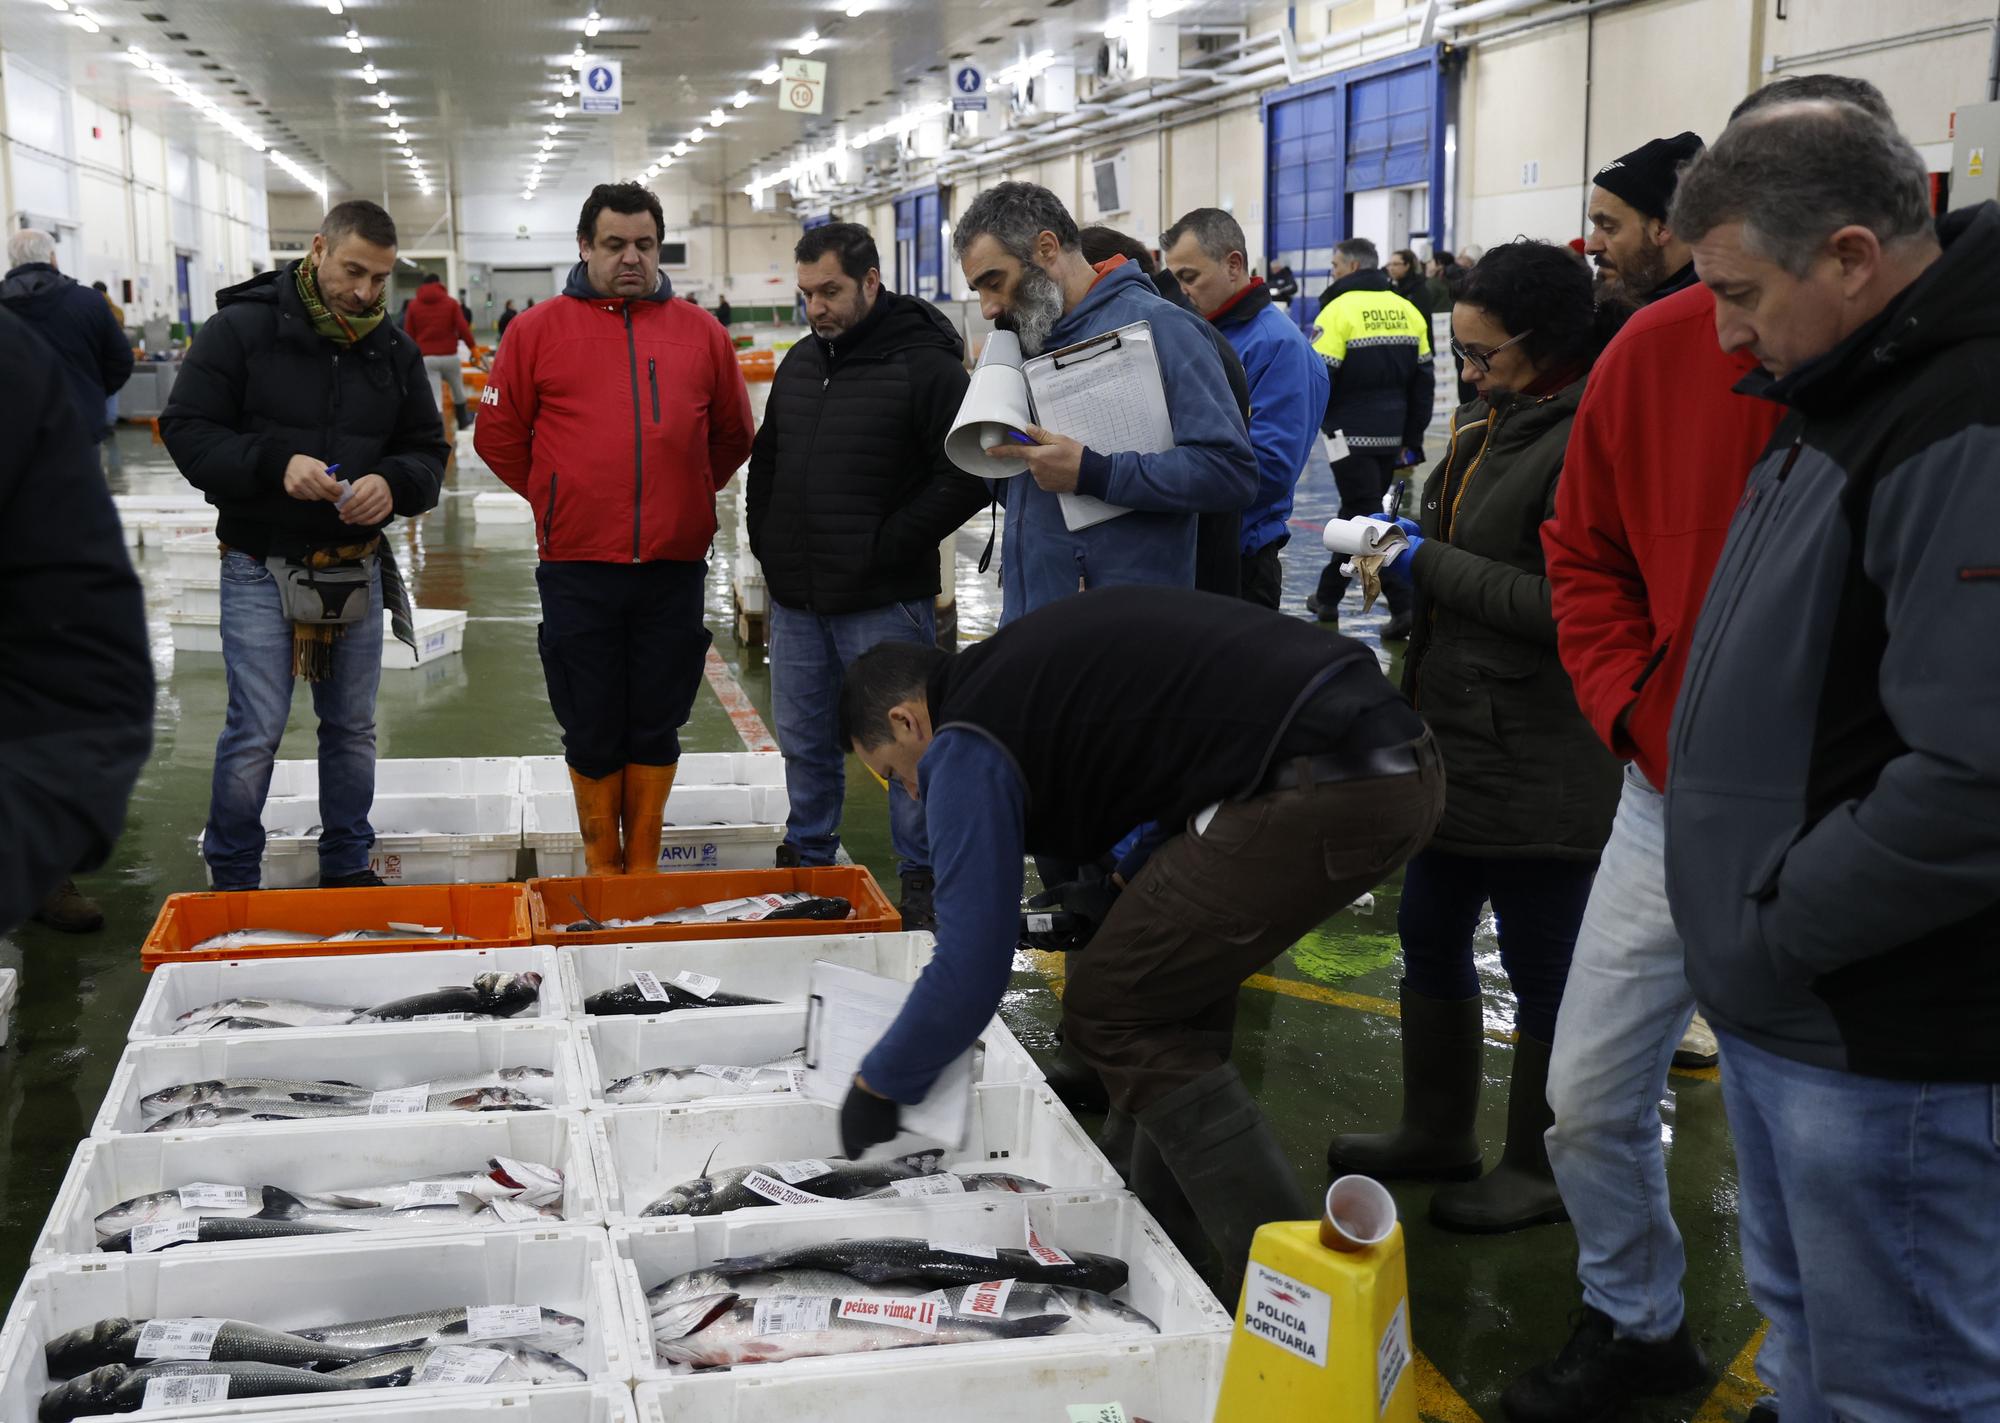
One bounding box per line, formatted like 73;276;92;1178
747;222;988;927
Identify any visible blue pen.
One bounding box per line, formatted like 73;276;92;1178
1004;430;1035;445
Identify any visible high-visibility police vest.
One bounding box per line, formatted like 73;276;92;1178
1310;280;1432;449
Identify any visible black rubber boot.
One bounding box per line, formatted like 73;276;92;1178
1501;1307;1711;1422
774;843;801;869
34;877;104;933
1138;1063;1312;1305
1325;983;1483;1180
1430;1032;1570;1233
319;868;385;889
1043;1037;1110;1115
897;870;936;932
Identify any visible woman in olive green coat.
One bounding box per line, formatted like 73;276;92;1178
1326;240;1627;1233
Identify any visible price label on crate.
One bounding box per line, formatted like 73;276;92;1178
766;1158;832;1184
1067;1407;1133;1423
927;1239;998;1260
956;1279;1016;1319
837;1294;943;1334
465;1304;543;1341
134;1318;224;1360
786;1066;808;1093
753;1296;832;1336
368;1084;431;1115
131;1218;200;1253
694;1064;758;1086
671;969;721;999
413;1346;512;1386
397;1179;463;1210
175;1183;247;1210
886;1173;965;1199
1025;1223;1074;1267
630;970;672;1003
141;1375;230;1408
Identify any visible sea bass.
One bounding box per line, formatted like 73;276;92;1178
856;1170;1050;1199
140;1067;555;1121
184;928;471;955
143;1085;544;1132
349;971;543;1022
562;892;854;933
38;1359;391;1421
702;1237;1131;1294
44;1317;372;1378
93;1183;381;1240
640;1151;946;1217
582;980;776;1016
171;996;356;1032
323;1341;586;1385
645;1270;1157;1337
97;1215;360;1253
293;1305;585;1355
649;1290;1069;1368
604;1053;802;1105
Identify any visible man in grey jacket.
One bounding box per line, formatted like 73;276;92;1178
1666;99;2000;1420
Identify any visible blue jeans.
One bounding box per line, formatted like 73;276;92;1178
1397;847;1597;1044
1544;767;1699;1339
205;549;383;890
1718;1030;2000;1422
769;598;933;875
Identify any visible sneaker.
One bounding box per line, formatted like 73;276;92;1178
1501;1307;1711;1422
34;877;104;933
319;869;385;889
1381;611;1414;641
898;870;937;932
1674;1012;1720;1069
775;843;802;870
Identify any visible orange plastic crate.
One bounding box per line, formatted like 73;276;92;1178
527;867;899;947
141;883;534;971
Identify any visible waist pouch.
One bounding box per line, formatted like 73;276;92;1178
265;550;377;626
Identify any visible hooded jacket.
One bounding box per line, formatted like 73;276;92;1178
1311;268;1434;455
1406;378;1620;859
1208;278;1330;556
475;264;754;564
403;281;474;358
1666;202;2000;1082
159;262;448;559
0;262;133;438
746;288;987;614
1000;258;1256;621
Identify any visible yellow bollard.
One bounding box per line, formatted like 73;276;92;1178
1212;1176;1418;1423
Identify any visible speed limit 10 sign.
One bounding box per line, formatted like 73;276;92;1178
780;57;827;115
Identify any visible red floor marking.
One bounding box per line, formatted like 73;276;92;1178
703;646;778;753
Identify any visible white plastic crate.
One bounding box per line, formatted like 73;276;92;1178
265;756;522;801
733;572;768;616
590;1081;1119;1225
384;608;470;670
167;579;220;619
559;933;935;1017
36;1111;603;1264
521;754;783;795
256;1384;637;1423
245;791;524;888
93;1020;588;1136
525;802;784;878
2;1228;629;1420
131;946;569;1042
164;532;219;584
0;967;15;1047
169;611;224;654
610;1191;1231;1385
474;491;536;524
635;1343;1216;1422
575;1007;1044;1105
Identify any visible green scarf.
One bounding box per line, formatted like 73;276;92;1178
295;252;387;345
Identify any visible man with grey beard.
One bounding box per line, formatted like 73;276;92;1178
952;182;1255;623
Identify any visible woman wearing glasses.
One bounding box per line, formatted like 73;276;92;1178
1325;239;1630;1234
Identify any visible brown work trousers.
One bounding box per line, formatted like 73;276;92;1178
1064;737;1445;1115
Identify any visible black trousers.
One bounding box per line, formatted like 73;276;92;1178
1315;449;1409;615
536;560;710;778
1238;535;1287;610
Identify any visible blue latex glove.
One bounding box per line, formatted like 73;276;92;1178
1367;514;1423;582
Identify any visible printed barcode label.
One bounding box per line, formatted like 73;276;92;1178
397;1180;462;1210
753;1295;832;1335
672;970;721;999
465;1304;542;1340
1026;912;1055;933
630;970;671;1003
786;1066;808;1093
413;1346;511;1386
887;1173;965;1199
414;1012;477;1022
1067;1406;1133;1423
927;1239;998;1260
694;1064;756;1085
766;1158;833;1184
838;1294;942;1334
141;1375;230;1407
131;1218;200;1253
134;1318;223;1360
368;1084;430;1116
742;1171;832;1206
175;1183;247;1210
1025;1224;1074;1266
956;1279;1016;1319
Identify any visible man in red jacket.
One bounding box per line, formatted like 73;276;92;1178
404;274;475;430
475;183;753;875
1507;79;1885;1423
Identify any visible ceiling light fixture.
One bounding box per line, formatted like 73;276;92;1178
40;0;69;12
844;0;866;16
570;45;587;70
794;29;820;54
344;27;364;54
732;90;752;108
672;142;688;156
707;108;725;126
324;0;343;13
362;62;377;84
584;8;602;37
758;64;782;85
545;123;562;135
689;127;705;142
65;8;101;32
522;189;534;200
372;91;389;108
552;101;568;117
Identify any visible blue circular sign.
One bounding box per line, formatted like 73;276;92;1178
587;65;615;93
954;65;983;94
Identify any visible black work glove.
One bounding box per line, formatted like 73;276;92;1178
840;1078;901;1158
1020;869;1121;953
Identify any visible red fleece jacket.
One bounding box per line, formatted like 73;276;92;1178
404;282;472;358
1542;284;1784;788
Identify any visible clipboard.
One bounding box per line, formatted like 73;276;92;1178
1021;320;1175;532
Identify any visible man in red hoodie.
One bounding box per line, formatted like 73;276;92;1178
403;273;475;430
1506;79;1889;1423
475;183;753;875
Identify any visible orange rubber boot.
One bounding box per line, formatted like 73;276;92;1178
568;766;626;876
622;762;678;875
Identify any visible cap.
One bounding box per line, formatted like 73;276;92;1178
1593;131;1705;222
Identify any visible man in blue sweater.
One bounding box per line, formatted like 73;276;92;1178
951;183;1256;622
834;588;1442;1299
1162;207;1329;609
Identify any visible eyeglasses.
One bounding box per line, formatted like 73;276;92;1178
1450;328;1533;375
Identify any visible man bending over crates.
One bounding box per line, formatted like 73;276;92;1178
477;182;754;875
834;587;1442;1299
161;200;447;891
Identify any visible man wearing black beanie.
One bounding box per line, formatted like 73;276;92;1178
1584;131;1703;303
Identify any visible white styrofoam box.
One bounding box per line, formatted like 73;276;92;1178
169;610;224;654
250;791;524;888
575;1007;1044;1105
521;754;783;795
590;1081;1119;1225
93;1020;588;1136
732;573;768;616
168;579;221;619
131;946;568;1042
0;967;15;1047
610;1191;1232;1384
2;1228;629;1420
36;1112;603;1264
560;933;934;1016
254;1384;638;1423
475;491;536;524
164;532;220;584
149;512;218;546
525;807;784;879
383;607;470;670
265;756;522;801
635;1342;1217;1422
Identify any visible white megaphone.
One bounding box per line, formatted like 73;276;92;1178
945;330;1035;478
